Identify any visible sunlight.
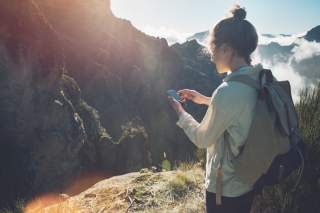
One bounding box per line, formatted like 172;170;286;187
23;172;114;212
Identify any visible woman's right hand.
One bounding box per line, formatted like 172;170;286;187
177;89;211;105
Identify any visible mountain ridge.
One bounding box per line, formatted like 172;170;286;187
0;0;221;207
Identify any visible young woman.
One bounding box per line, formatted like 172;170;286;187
168;5;264;213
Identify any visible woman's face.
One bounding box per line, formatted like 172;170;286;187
211;43;234;74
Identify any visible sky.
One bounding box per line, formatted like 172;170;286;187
111;0;320;38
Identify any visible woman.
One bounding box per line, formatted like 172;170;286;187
168;5;264;213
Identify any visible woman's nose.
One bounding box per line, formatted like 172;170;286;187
210;54;215;62
211;54;217;63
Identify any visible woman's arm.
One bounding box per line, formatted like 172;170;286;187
201;96;212;106
178;89;212;106
176;91;234;148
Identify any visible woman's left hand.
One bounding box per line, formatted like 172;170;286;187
167;96;185;116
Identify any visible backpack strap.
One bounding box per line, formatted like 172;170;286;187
226;74;261;90
226;68;274;90
259;69;274;85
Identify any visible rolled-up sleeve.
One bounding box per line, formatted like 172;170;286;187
176;90;235;148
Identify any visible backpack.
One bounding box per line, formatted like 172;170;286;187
224;68;306;195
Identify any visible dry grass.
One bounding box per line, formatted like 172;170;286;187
32;166;205;213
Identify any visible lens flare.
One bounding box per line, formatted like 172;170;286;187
24;172;114;212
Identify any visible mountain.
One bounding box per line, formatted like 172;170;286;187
186;27;320;87
186;31;209;44
257;42;296;64
1;1;320;212
304;25;320;42
0;0;222;207
187;30;298;46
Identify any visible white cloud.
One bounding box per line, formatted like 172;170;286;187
140;26;192;45
252;35;320;103
255;58;307;103
139;26;319;103
258;31;307;46
291;38;320;62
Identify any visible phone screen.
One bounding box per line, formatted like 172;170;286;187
167;89;181;102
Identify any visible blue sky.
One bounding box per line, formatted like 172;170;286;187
111;0;319;36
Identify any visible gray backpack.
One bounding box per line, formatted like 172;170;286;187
224;68;305;194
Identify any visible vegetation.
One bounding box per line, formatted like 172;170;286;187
1;83;319;213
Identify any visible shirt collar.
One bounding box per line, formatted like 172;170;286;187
222;63;263;82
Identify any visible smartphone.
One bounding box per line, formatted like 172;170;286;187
167;89;182;102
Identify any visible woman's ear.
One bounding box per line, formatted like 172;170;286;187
221;44;233;54
220;43;227;53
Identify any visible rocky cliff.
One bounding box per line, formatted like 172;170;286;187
0;0;221;207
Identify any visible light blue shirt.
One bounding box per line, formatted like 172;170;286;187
176;63;265;197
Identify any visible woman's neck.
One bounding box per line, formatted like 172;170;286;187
229;59;250;72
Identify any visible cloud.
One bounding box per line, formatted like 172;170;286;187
253;36;320;103
139;26;319;103
291;38;320;62
252;53;307;103
258;32;307;46
140;26;192;45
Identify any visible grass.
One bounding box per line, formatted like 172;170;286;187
30;167;205;213
166;171;197;200
0;199;25;213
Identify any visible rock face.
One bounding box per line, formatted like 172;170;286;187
304;25;320;42
0;0;221;206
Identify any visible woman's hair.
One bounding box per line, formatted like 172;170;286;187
208;5;258;65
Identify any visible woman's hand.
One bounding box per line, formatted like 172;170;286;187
177;89;211;105
167;96;185;116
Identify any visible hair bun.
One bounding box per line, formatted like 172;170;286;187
230;5;246;21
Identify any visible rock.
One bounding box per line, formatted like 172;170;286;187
0;0;221;206
304;25;320;42
139;168;150;173
84;193;97;198
39;167;205;212
151;166;160;173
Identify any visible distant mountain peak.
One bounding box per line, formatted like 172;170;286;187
304;25;320;42
186;31;209;44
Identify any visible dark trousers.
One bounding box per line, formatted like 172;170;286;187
205;189;255;213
